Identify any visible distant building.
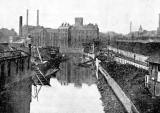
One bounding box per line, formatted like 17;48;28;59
46;28;59;47
75;17;83;26
19;10;99;48
58;23;71;50
70;18;99;48
23;17;99;49
125;25;157;39
0;28;17;42
30;27;48;47
138;25;143;36
22;25;37;37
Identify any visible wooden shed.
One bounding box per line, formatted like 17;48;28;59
146;53;160;96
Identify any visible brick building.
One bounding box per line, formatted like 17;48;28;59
22;16;99;49
20;10;99;49
58;23;71;49
30;27;48;47
70;18;99;48
46;28;59;47
22;25;37;37
23;25;60;48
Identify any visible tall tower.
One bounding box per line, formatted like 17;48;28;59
75;17;83;26
159;14;160;28
139;25;143;32
26;9;28;26
19;16;23;37
130;21;132;33
37;10;39;26
157;14;160;35
26;9;29;36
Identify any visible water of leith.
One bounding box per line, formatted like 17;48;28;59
30;53;104;113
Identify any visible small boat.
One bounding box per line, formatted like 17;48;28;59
77;57;94;67
31;47;61;86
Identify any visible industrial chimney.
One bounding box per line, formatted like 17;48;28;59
19;16;23;37
37;10;39;26
26;9;28;26
159;14;160;28
26;9;29;36
130;21;132;33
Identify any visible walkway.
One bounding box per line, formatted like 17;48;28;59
97;60;139;113
85;52;139;113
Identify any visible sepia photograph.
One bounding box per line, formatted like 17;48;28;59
0;0;160;113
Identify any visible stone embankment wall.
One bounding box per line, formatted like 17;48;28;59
96;73;126;113
0;55;32;113
101;61;160;113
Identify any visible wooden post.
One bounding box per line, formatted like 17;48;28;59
96;58;101;78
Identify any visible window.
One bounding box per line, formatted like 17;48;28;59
16;60;19;73
21;59;24;72
1;62;5;76
158;65;160;71
7;61;11;76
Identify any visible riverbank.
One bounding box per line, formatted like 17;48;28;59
101;61;160;113
96;73;126;113
31;53;104;113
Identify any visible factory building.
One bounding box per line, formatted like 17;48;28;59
21;10;99;49
58;23;71;49
57;18;99;49
22;25;37;37
70;18;99;48
30;27;48;47
22;10;48;47
46;28;59;47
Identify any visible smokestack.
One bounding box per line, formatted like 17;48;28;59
19;16;23;37
37;10;39;26
26;9;29;36
26;9;28;26
130;21;132;33
159;14;160;28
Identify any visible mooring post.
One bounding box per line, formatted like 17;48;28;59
96;58;101;78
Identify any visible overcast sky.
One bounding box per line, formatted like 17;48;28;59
0;0;160;34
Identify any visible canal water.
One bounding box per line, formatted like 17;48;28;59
30;53;104;113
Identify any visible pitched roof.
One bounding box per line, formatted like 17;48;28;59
30;27;46;33
46;28;58;33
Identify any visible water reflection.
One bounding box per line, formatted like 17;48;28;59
31;53;104;113
56;53;96;87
